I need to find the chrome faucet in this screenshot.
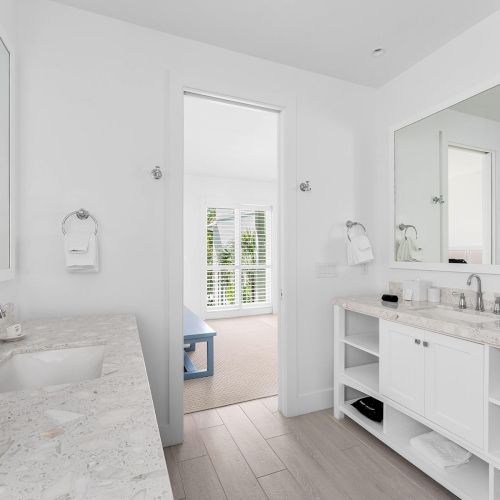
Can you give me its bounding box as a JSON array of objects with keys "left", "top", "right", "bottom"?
[{"left": 466, "top": 274, "right": 484, "bottom": 311}]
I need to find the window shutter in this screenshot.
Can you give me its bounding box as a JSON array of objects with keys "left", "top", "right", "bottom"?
[
  {"left": 206, "top": 208, "right": 236, "bottom": 309},
  {"left": 206, "top": 206, "right": 272, "bottom": 312}
]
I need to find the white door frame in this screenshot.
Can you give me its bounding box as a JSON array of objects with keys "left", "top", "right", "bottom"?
[{"left": 163, "top": 72, "right": 298, "bottom": 446}]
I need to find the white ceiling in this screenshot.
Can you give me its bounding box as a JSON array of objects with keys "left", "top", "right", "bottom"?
[
  {"left": 184, "top": 94, "right": 278, "bottom": 181},
  {"left": 52, "top": 0, "right": 500, "bottom": 87}
]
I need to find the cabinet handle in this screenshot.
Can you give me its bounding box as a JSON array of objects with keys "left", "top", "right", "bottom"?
[
  {"left": 423, "top": 341, "right": 429, "bottom": 347},
  {"left": 414, "top": 339, "right": 421, "bottom": 345}
]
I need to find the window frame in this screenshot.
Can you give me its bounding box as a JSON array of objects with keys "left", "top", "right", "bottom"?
[{"left": 204, "top": 203, "right": 273, "bottom": 318}]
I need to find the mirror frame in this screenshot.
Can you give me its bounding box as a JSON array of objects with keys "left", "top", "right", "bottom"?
[
  {"left": 0, "top": 28, "right": 14, "bottom": 282},
  {"left": 390, "top": 77, "right": 500, "bottom": 275}
]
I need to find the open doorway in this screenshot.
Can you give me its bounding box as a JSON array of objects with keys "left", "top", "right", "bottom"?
[{"left": 183, "top": 92, "right": 279, "bottom": 413}]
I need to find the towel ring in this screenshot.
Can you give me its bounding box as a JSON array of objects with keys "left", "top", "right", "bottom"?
[
  {"left": 398, "top": 223, "right": 417, "bottom": 240},
  {"left": 346, "top": 220, "right": 367, "bottom": 242},
  {"left": 62, "top": 208, "right": 98, "bottom": 235}
]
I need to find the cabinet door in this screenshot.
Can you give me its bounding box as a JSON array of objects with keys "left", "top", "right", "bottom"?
[
  {"left": 380, "top": 320, "right": 425, "bottom": 415},
  {"left": 424, "top": 330, "right": 484, "bottom": 448}
]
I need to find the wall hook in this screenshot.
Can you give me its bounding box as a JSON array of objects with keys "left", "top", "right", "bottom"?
[
  {"left": 151, "top": 166, "right": 163, "bottom": 180},
  {"left": 299, "top": 180, "right": 311, "bottom": 192}
]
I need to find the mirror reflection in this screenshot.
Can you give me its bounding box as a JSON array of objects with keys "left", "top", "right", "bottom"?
[
  {"left": 395, "top": 84, "right": 500, "bottom": 265},
  {"left": 0, "top": 37, "right": 9, "bottom": 271}
]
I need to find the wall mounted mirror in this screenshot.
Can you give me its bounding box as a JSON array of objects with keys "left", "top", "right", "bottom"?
[
  {"left": 393, "top": 83, "right": 500, "bottom": 272},
  {"left": 0, "top": 34, "right": 12, "bottom": 281}
]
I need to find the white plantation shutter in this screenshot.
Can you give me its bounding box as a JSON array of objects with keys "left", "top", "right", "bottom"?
[
  {"left": 206, "top": 206, "right": 272, "bottom": 311},
  {"left": 206, "top": 208, "right": 236, "bottom": 309}
]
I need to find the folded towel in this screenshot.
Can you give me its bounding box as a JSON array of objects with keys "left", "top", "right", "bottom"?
[
  {"left": 65, "top": 233, "right": 99, "bottom": 272},
  {"left": 347, "top": 234, "right": 374, "bottom": 266},
  {"left": 64, "top": 232, "right": 90, "bottom": 254},
  {"left": 410, "top": 431, "right": 471, "bottom": 469}
]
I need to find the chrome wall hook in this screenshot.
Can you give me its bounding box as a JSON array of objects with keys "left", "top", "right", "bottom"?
[
  {"left": 299, "top": 180, "right": 311, "bottom": 192},
  {"left": 432, "top": 194, "right": 445, "bottom": 204},
  {"left": 151, "top": 166, "right": 163, "bottom": 180}
]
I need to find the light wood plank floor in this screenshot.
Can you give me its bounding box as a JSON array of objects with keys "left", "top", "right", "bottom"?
[{"left": 165, "top": 397, "right": 457, "bottom": 500}]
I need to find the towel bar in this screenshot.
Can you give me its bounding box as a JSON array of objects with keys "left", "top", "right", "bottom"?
[
  {"left": 346, "top": 220, "right": 367, "bottom": 241},
  {"left": 62, "top": 208, "right": 98, "bottom": 235},
  {"left": 398, "top": 223, "right": 418, "bottom": 239}
]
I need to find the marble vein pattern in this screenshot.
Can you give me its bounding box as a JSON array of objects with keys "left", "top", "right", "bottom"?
[
  {"left": 335, "top": 295, "right": 500, "bottom": 347},
  {"left": 0, "top": 314, "right": 173, "bottom": 500}
]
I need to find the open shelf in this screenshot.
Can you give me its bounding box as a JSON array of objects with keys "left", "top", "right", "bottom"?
[
  {"left": 342, "top": 332, "right": 379, "bottom": 356},
  {"left": 389, "top": 431, "right": 488, "bottom": 500},
  {"left": 342, "top": 397, "right": 383, "bottom": 435},
  {"left": 343, "top": 362, "right": 379, "bottom": 394},
  {"left": 383, "top": 405, "right": 489, "bottom": 500},
  {"left": 489, "top": 404, "right": 500, "bottom": 458}
]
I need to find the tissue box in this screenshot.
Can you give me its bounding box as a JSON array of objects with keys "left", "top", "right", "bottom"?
[{"left": 402, "top": 280, "right": 431, "bottom": 302}]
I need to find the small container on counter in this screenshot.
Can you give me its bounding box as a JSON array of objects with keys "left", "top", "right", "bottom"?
[{"left": 428, "top": 287, "right": 441, "bottom": 304}]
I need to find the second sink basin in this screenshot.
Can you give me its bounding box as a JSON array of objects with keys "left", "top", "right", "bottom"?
[
  {"left": 421, "top": 307, "right": 497, "bottom": 325},
  {"left": 0, "top": 345, "right": 105, "bottom": 393}
]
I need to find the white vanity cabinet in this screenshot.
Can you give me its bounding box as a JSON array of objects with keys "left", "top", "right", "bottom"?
[
  {"left": 380, "top": 320, "right": 485, "bottom": 448},
  {"left": 333, "top": 303, "right": 500, "bottom": 500}
]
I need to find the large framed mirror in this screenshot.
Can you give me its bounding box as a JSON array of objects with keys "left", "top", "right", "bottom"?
[
  {"left": 392, "top": 82, "right": 500, "bottom": 273},
  {"left": 0, "top": 33, "right": 13, "bottom": 281}
]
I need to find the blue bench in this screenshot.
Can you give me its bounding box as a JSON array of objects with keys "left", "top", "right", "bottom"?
[{"left": 183, "top": 307, "right": 217, "bottom": 380}]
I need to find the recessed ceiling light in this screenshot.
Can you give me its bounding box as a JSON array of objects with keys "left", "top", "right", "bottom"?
[{"left": 371, "top": 48, "right": 385, "bottom": 57}]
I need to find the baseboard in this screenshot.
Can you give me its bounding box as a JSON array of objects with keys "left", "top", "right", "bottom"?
[
  {"left": 282, "top": 387, "right": 333, "bottom": 417},
  {"left": 159, "top": 422, "right": 183, "bottom": 448}
]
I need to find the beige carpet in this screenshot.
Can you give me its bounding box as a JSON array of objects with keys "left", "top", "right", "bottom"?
[{"left": 184, "top": 314, "right": 278, "bottom": 413}]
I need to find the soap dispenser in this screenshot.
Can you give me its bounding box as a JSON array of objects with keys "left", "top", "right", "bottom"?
[
  {"left": 0, "top": 304, "right": 22, "bottom": 341},
  {"left": 494, "top": 297, "right": 500, "bottom": 315}
]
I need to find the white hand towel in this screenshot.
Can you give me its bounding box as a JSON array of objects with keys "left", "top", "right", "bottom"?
[
  {"left": 410, "top": 431, "right": 471, "bottom": 469},
  {"left": 347, "top": 234, "right": 374, "bottom": 266},
  {"left": 64, "top": 232, "right": 90, "bottom": 254},
  {"left": 396, "top": 239, "right": 411, "bottom": 262},
  {"left": 65, "top": 233, "right": 99, "bottom": 272},
  {"left": 397, "top": 237, "right": 422, "bottom": 262}
]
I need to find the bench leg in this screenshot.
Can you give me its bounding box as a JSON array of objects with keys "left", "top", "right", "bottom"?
[
  {"left": 184, "top": 337, "right": 216, "bottom": 380},
  {"left": 206, "top": 337, "right": 214, "bottom": 377},
  {"left": 184, "top": 343, "right": 196, "bottom": 352}
]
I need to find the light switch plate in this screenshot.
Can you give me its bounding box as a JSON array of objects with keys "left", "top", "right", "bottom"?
[{"left": 316, "top": 263, "right": 338, "bottom": 278}]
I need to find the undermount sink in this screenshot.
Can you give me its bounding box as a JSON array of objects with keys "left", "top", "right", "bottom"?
[
  {"left": 422, "top": 307, "right": 497, "bottom": 324},
  {"left": 0, "top": 345, "right": 105, "bottom": 393}
]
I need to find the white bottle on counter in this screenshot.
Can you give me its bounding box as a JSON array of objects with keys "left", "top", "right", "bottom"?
[{"left": 0, "top": 303, "right": 22, "bottom": 341}]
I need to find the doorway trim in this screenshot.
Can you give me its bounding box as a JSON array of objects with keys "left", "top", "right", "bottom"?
[{"left": 163, "top": 72, "right": 298, "bottom": 446}]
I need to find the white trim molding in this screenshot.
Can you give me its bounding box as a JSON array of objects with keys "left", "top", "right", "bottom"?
[
  {"left": 0, "top": 24, "right": 15, "bottom": 283},
  {"left": 165, "top": 75, "right": 300, "bottom": 444}
]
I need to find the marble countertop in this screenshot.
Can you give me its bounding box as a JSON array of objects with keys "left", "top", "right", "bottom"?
[
  {"left": 0, "top": 314, "right": 173, "bottom": 500},
  {"left": 334, "top": 295, "right": 500, "bottom": 347}
]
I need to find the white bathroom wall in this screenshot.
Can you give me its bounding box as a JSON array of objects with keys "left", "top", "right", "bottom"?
[
  {"left": 13, "top": 0, "right": 376, "bottom": 442},
  {"left": 184, "top": 174, "right": 278, "bottom": 319},
  {"left": 370, "top": 8, "right": 500, "bottom": 293},
  {"left": 0, "top": 0, "right": 17, "bottom": 304}
]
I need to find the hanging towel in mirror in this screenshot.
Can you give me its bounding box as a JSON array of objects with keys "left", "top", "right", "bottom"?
[{"left": 397, "top": 237, "right": 422, "bottom": 262}]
